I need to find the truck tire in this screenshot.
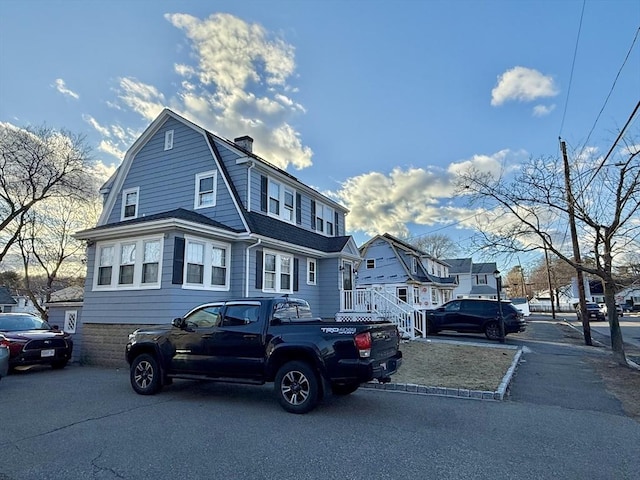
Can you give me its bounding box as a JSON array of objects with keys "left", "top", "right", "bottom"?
[
  {"left": 275, "top": 361, "right": 319, "bottom": 414},
  {"left": 130, "top": 353, "right": 162, "bottom": 395},
  {"left": 331, "top": 382, "right": 360, "bottom": 396}
]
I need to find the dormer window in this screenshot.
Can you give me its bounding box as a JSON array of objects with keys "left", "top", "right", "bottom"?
[
  {"left": 314, "top": 202, "right": 335, "bottom": 236},
  {"left": 263, "top": 176, "right": 296, "bottom": 224},
  {"left": 411, "top": 257, "right": 417, "bottom": 274},
  {"left": 121, "top": 187, "right": 139, "bottom": 220},
  {"left": 164, "top": 130, "right": 174, "bottom": 150}
]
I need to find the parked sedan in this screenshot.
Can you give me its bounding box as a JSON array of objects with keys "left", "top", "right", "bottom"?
[
  {"left": 0, "top": 313, "right": 73, "bottom": 370},
  {"left": 0, "top": 335, "right": 9, "bottom": 380}
]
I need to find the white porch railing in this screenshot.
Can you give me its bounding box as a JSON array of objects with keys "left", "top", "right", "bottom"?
[{"left": 339, "top": 288, "right": 426, "bottom": 339}]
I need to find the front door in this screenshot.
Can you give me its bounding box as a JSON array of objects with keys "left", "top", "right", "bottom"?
[{"left": 341, "top": 260, "right": 354, "bottom": 310}]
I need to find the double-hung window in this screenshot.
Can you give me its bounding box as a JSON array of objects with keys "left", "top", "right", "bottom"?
[
  {"left": 315, "top": 203, "right": 335, "bottom": 235},
  {"left": 121, "top": 187, "right": 139, "bottom": 220},
  {"left": 183, "top": 237, "right": 230, "bottom": 290},
  {"left": 94, "top": 236, "right": 163, "bottom": 290},
  {"left": 119, "top": 243, "right": 136, "bottom": 285},
  {"left": 307, "top": 258, "right": 316, "bottom": 285},
  {"left": 195, "top": 171, "right": 217, "bottom": 208},
  {"left": 268, "top": 180, "right": 280, "bottom": 216},
  {"left": 262, "top": 250, "right": 293, "bottom": 294},
  {"left": 142, "top": 240, "right": 161, "bottom": 284},
  {"left": 98, "top": 246, "right": 114, "bottom": 286},
  {"left": 265, "top": 177, "right": 296, "bottom": 224}
]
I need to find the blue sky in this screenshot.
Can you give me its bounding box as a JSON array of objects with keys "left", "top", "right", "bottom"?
[{"left": 1, "top": 0, "right": 638, "bottom": 272}]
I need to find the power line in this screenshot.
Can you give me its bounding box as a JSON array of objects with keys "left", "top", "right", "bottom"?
[
  {"left": 558, "top": 0, "right": 586, "bottom": 137},
  {"left": 578, "top": 26, "right": 640, "bottom": 158}
]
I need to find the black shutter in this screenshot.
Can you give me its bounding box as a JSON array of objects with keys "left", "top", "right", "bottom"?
[
  {"left": 334, "top": 211, "right": 339, "bottom": 236},
  {"left": 310, "top": 200, "right": 316, "bottom": 230},
  {"left": 255, "top": 249, "right": 263, "bottom": 289},
  {"left": 296, "top": 193, "right": 302, "bottom": 225},
  {"left": 293, "top": 258, "right": 299, "bottom": 291},
  {"left": 260, "top": 175, "right": 268, "bottom": 212},
  {"left": 172, "top": 237, "right": 185, "bottom": 284}
]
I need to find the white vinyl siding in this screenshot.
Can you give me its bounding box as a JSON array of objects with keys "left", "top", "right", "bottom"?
[{"left": 93, "top": 236, "right": 163, "bottom": 290}]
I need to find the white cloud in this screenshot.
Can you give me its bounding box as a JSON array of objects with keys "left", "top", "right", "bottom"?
[
  {"left": 53, "top": 78, "right": 79, "bottom": 99},
  {"left": 330, "top": 150, "right": 527, "bottom": 237},
  {"left": 91, "top": 13, "right": 310, "bottom": 169},
  {"left": 82, "top": 115, "right": 110, "bottom": 137},
  {"left": 533, "top": 104, "right": 556, "bottom": 117},
  {"left": 491, "top": 67, "right": 559, "bottom": 106}
]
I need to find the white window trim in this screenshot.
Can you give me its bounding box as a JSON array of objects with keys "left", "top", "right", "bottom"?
[
  {"left": 121, "top": 187, "right": 140, "bottom": 221},
  {"left": 64, "top": 310, "right": 77, "bottom": 334},
  {"left": 194, "top": 170, "right": 218, "bottom": 209},
  {"left": 266, "top": 177, "right": 297, "bottom": 224},
  {"left": 182, "top": 236, "right": 231, "bottom": 291},
  {"left": 307, "top": 258, "right": 317, "bottom": 285},
  {"left": 315, "top": 202, "right": 335, "bottom": 236},
  {"left": 92, "top": 235, "right": 164, "bottom": 291},
  {"left": 262, "top": 249, "right": 293, "bottom": 294},
  {"left": 164, "top": 130, "right": 174, "bottom": 150}
]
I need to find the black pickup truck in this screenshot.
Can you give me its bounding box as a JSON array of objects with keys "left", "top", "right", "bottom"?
[{"left": 125, "top": 297, "right": 402, "bottom": 414}]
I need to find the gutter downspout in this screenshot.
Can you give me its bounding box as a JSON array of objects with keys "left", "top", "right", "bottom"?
[{"left": 245, "top": 237, "right": 262, "bottom": 297}]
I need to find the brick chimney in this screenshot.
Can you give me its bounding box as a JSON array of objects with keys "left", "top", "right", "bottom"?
[{"left": 234, "top": 135, "right": 253, "bottom": 153}]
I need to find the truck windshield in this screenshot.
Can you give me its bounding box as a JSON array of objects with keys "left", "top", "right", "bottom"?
[{"left": 273, "top": 300, "right": 314, "bottom": 321}]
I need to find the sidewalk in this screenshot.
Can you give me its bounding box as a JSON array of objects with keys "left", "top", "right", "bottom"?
[{"left": 506, "top": 317, "right": 629, "bottom": 415}]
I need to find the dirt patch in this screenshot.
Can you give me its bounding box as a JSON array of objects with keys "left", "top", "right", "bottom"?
[{"left": 393, "top": 341, "right": 517, "bottom": 391}]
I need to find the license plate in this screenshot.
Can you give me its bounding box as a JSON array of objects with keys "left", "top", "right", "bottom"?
[{"left": 41, "top": 349, "right": 55, "bottom": 358}]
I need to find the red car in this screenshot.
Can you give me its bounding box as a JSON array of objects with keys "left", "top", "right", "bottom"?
[{"left": 0, "top": 313, "right": 73, "bottom": 370}]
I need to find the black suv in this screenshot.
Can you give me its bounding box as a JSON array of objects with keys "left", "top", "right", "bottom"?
[{"left": 426, "top": 298, "right": 526, "bottom": 341}]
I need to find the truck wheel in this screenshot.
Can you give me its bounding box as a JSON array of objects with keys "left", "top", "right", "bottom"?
[
  {"left": 485, "top": 321, "right": 501, "bottom": 341},
  {"left": 275, "top": 361, "right": 319, "bottom": 414},
  {"left": 331, "top": 382, "right": 360, "bottom": 396},
  {"left": 130, "top": 354, "right": 162, "bottom": 395}
]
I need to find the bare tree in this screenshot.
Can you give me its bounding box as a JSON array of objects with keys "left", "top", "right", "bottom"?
[
  {"left": 0, "top": 123, "right": 94, "bottom": 264},
  {"left": 17, "top": 194, "right": 101, "bottom": 319},
  {"left": 411, "top": 233, "right": 460, "bottom": 259},
  {"left": 456, "top": 137, "right": 640, "bottom": 366}
]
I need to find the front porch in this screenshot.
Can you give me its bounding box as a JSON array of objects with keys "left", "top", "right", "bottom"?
[{"left": 336, "top": 288, "right": 427, "bottom": 339}]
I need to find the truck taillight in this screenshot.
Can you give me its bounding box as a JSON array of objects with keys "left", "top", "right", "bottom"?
[{"left": 354, "top": 332, "right": 371, "bottom": 358}]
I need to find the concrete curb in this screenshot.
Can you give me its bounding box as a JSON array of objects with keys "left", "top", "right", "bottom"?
[
  {"left": 362, "top": 340, "right": 524, "bottom": 402},
  {"left": 561, "top": 318, "right": 640, "bottom": 370}
]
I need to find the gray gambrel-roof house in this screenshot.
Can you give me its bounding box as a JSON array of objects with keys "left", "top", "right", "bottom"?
[
  {"left": 75, "top": 108, "right": 360, "bottom": 365},
  {"left": 444, "top": 258, "right": 500, "bottom": 299}
]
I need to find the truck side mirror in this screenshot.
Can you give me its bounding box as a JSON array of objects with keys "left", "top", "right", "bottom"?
[{"left": 172, "top": 317, "right": 186, "bottom": 329}]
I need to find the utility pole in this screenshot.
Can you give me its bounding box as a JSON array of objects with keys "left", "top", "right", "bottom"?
[
  {"left": 560, "top": 139, "right": 592, "bottom": 346},
  {"left": 543, "top": 246, "right": 556, "bottom": 320}
]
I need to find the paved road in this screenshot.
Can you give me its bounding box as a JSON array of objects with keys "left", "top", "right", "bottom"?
[
  {"left": 561, "top": 311, "right": 640, "bottom": 350},
  {"left": 1, "top": 319, "right": 639, "bottom": 480}
]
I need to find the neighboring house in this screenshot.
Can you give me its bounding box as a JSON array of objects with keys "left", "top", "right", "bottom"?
[
  {"left": 444, "top": 258, "right": 500, "bottom": 299},
  {"left": 10, "top": 291, "right": 44, "bottom": 315},
  {"left": 356, "top": 233, "right": 456, "bottom": 309},
  {"left": 347, "top": 234, "right": 456, "bottom": 338},
  {"left": 75, "top": 108, "right": 359, "bottom": 366},
  {"left": 0, "top": 286, "right": 17, "bottom": 313},
  {"left": 45, "top": 286, "right": 84, "bottom": 363}
]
